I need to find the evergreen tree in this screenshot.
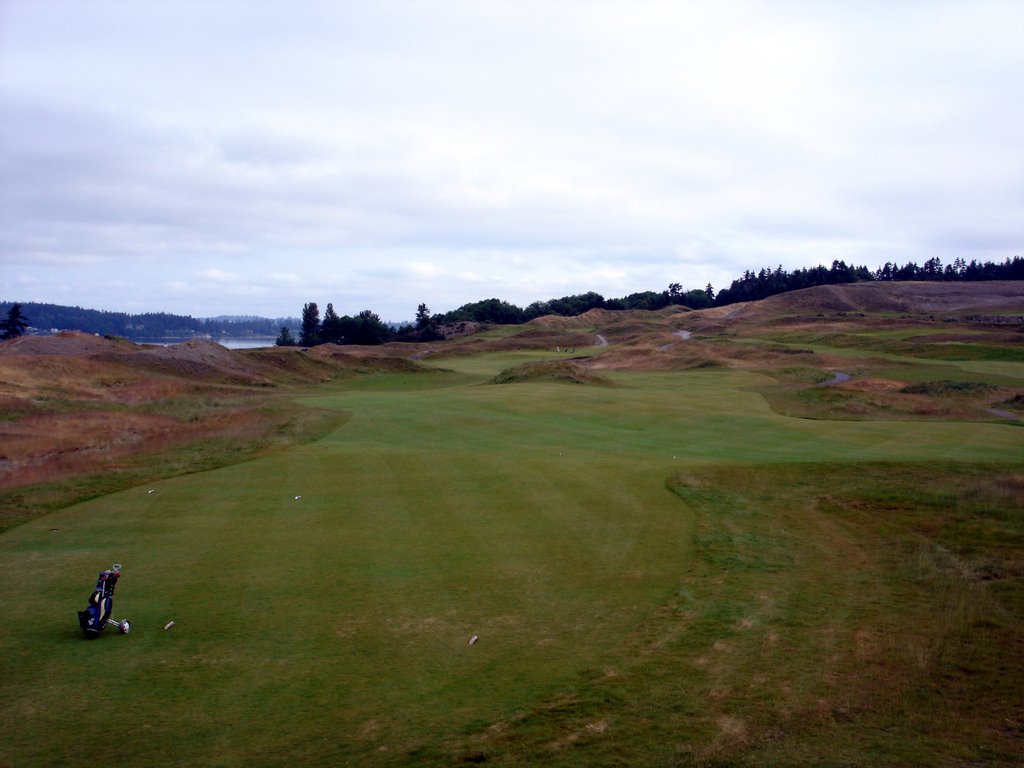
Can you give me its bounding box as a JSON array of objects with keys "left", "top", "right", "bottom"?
[
  {"left": 332, "top": 310, "right": 392, "bottom": 345},
  {"left": 351, "top": 309, "right": 392, "bottom": 345},
  {"left": 415, "top": 303, "right": 432, "bottom": 330},
  {"left": 922, "top": 256, "right": 943, "bottom": 279},
  {"left": 299, "top": 302, "right": 320, "bottom": 346},
  {"left": 613, "top": 290, "right": 669, "bottom": 311},
  {"left": 1, "top": 303, "right": 29, "bottom": 340},
  {"left": 410, "top": 302, "right": 443, "bottom": 341},
  {"left": 275, "top": 326, "right": 297, "bottom": 346},
  {"left": 684, "top": 289, "right": 713, "bottom": 309},
  {"left": 320, "top": 303, "right": 343, "bottom": 344},
  {"left": 441, "top": 298, "right": 526, "bottom": 324}
]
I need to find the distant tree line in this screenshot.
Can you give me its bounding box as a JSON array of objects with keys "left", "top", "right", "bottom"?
[
  {"left": 276, "top": 303, "right": 398, "bottom": 347},
  {"left": 283, "top": 255, "right": 1021, "bottom": 348},
  {"left": 6, "top": 255, "right": 1020, "bottom": 348},
  {"left": 0, "top": 301, "right": 299, "bottom": 340},
  {"left": 713, "top": 261, "right": 875, "bottom": 305},
  {"left": 875, "top": 256, "right": 1024, "bottom": 282},
  {"left": 424, "top": 283, "right": 717, "bottom": 328},
  {"left": 280, "top": 287, "right": 718, "bottom": 347},
  {"left": 715, "top": 256, "right": 1023, "bottom": 305}
]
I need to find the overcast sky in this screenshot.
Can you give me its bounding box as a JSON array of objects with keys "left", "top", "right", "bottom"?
[{"left": 1, "top": 1, "right": 1022, "bottom": 321}]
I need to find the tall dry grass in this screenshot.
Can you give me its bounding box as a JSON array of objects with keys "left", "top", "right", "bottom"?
[{"left": 0, "top": 394, "right": 346, "bottom": 531}]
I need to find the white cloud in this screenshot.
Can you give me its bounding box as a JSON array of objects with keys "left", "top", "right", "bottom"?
[
  {"left": 404, "top": 262, "right": 441, "bottom": 279},
  {"left": 197, "top": 269, "right": 236, "bottom": 283},
  {"left": 1, "top": 1, "right": 1021, "bottom": 318}
]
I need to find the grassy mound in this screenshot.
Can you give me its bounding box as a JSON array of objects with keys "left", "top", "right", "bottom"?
[
  {"left": 491, "top": 359, "right": 613, "bottom": 385},
  {"left": 306, "top": 346, "right": 441, "bottom": 374},
  {"left": 900, "top": 379, "right": 996, "bottom": 395}
]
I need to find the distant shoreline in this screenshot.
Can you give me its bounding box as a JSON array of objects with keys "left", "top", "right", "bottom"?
[{"left": 131, "top": 336, "right": 278, "bottom": 349}]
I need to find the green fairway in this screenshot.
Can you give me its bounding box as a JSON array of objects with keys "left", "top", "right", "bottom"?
[{"left": 2, "top": 355, "right": 1022, "bottom": 765}]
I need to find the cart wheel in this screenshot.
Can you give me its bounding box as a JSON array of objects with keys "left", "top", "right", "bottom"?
[{"left": 119, "top": 620, "right": 131, "bottom": 635}]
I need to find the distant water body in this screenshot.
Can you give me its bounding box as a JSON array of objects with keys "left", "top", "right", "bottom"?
[
  {"left": 133, "top": 337, "right": 278, "bottom": 350},
  {"left": 217, "top": 337, "right": 278, "bottom": 350}
]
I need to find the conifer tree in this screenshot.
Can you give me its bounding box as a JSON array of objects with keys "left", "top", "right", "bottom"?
[
  {"left": 299, "top": 302, "right": 320, "bottom": 346},
  {"left": 1, "top": 303, "right": 29, "bottom": 340},
  {"left": 275, "top": 325, "right": 296, "bottom": 346}
]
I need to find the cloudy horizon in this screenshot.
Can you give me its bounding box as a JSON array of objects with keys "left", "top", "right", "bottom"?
[{"left": 1, "top": 1, "right": 1021, "bottom": 321}]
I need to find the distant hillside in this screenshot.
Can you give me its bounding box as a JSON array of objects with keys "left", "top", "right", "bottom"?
[
  {"left": 7, "top": 254, "right": 1022, "bottom": 342},
  {"left": 703, "top": 280, "right": 1024, "bottom": 322},
  {"left": 0, "top": 301, "right": 298, "bottom": 339}
]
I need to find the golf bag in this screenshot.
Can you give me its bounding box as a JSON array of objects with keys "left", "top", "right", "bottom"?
[{"left": 77, "top": 564, "right": 130, "bottom": 638}]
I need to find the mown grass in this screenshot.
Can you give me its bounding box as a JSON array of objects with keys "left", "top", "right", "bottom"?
[
  {"left": 757, "top": 327, "right": 1024, "bottom": 365},
  {"left": 1, "top": 373, "right": 697, "bottom": 766},
  {"left": 1, "top": 336, "right": 1022, "bottom": 765},
  {"left": 444, "top": 462, "right": 1022, "bottom": 767},
  {"left": 0, "top": 394, "right": 346, "bottom": 533}
]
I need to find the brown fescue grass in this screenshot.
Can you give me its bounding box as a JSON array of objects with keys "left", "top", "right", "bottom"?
[
  {"left": 758, "top": 371, "right": 1023, "bottom": 422},
  {"left": 491, "top": 360, "right": 614, "bottom": 386},
  {"left": 0, "top": 411, "right": 180, "bottom": 467},
  {"left": 0, "top": 394, "right": 346, "bottom": 532},
  {"left": 0, "top": 336, "right": 427, "bottom": 532},
  {"left": 0, "top": 336, "right": 360, "bottom": 532}
]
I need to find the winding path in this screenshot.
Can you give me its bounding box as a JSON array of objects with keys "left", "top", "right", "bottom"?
[
  {"left": 817, "top": 371, "right": 852, "bottom": 387},
  {"left": 658, "top": 329, "right": 692, "bottom": 351}
]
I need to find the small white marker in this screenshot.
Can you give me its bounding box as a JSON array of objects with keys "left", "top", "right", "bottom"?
[
  {"left": 294, "top": 495, "right": 302, "bottom": 501},
  {"left": 469, "top": 634, "right": 479, "bottom": 645},
  {"left": 148, "top": 489, "right": 155, "bottom": 494},
  {"left": 164, "top": 621, "right": 176, "bottom": 630}
]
